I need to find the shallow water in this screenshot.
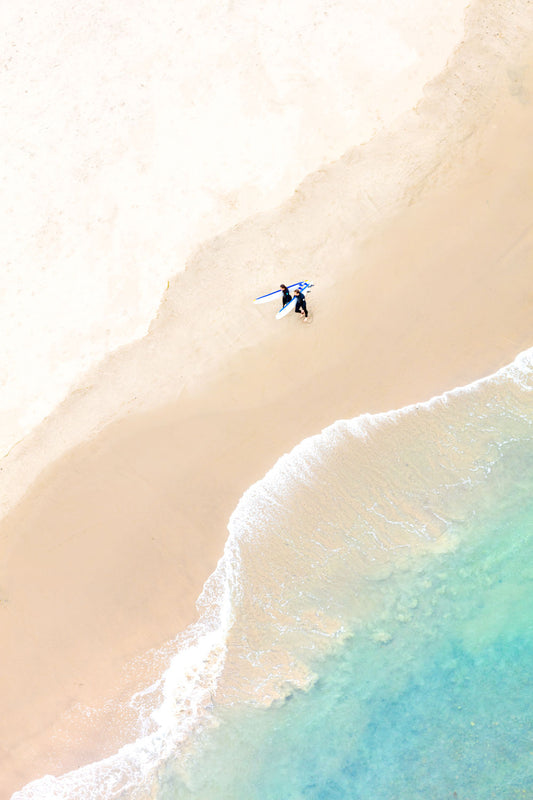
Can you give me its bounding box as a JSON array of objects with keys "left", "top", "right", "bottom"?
[
  {"left": 15, "top": 349, "right": 531, "bottom": 800},
  {"left": 6, "top": 1, "right": 533, "bottom": 796},
  {"left": 161, "top": 433, "right": 533, "bottom": 799}
]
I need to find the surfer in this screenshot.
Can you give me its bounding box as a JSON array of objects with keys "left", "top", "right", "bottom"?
[
  {"left": 293, "top": 288, "right": 308, "bottom": 320},
  {"left": 280, "top": 284, "right": 292, "bottom": 307}
]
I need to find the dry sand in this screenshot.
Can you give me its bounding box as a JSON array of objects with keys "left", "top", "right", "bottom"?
[{"left": 2, "top": 39, "right": 533, "bottom": 800}]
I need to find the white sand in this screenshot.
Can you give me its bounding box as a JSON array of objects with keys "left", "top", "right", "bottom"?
[
  {"left": 1, "top": 0, "right": 467, "bottom": 457},
  {"left": 1, "top": 0, "right": 533, "bottom": 796}
]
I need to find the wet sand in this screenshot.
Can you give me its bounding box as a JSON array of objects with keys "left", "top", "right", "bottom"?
[{"left": 2, "top": 39, "right": 533, "bottom": 800}]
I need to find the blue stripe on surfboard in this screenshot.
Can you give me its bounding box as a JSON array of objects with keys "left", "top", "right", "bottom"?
[
  {"left": 275, "top": 282, "right": 313, "bottom": 319},
  {"left": 253, "top": 281, "right": 307, "bottom": 304}
]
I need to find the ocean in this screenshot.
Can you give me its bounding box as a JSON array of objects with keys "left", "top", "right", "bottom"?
[
  {"left": 14, "top": 350, "right": 533, "bottom": 799},
  {"left": 166, "top": 380, "right": 533, "bottom": 799},
  {"left": 6, "top": 0, "right": 533, "bottom": 797},
  {"left": 2, "top": 0, "right": 531, "bottom": 522}
]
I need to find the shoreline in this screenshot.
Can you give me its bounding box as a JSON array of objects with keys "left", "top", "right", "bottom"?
[
  {"left": 3, "top": 15, "right": 533, "bottom": 800},
  {"left": 2, "top": 0, "right": 530, "bottom": 525}
]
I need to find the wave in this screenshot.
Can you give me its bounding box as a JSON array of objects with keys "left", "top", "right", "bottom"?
[
  {"left": 3, "top": 0, "right": 532, "bottom": 524},
  {"left": 9, "top": 0, "right": 533, "bottom": 793},
  {"left": 13, "top": 346, "right": 532, "bottom": 799},
  {"left": 208, "top": 347, "right": 533, "bottom": 705}
]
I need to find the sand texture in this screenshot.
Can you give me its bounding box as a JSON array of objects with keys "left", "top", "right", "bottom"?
[{"left": 1, "top": 13, "right": 533, "bottom": 800}]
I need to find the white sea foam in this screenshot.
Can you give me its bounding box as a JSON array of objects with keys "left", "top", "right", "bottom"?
[
  {"left": 0, "top": 0, "right": 468, "bottom": 458},
  {"left": 3, "top": 0, "right": 532, "bottom": 524},
  {"left": 12, "top": 345, "right": 532, "bottom": 800},
  {"left": 8, "top": 0, "right": 533, "bottom": 795}
]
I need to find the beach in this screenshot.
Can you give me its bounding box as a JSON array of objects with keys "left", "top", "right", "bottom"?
[{"left": 2, "top": 1, "right": 533, "bottom": 798}]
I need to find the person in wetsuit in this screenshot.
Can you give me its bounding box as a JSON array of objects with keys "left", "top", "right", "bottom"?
[
  {"left": 293, "top": 288, "right": 308, "bottom": 320},
  {"left": 280, "top": 284, "right": 292, "bottom": 307}
]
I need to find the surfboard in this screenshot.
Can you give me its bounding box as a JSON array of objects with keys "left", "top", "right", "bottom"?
[
  {"left": 253, "top": 281, "right": 305, "bottom": 304},
  {"left": 276, "top": 281, "right": 313, "bottom": 319}
]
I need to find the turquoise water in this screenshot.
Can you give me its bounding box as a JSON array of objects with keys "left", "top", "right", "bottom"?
[
  {"left": 158, "top": 439, "right": 533, "bottom": 799},
  {"left": 12, "top": 353, "right": 532, "bottom": 800}
]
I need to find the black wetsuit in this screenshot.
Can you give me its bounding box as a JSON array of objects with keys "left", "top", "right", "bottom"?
[
  {"left": 281, "top": 288, "right": 292, "bottom": 307},
  {"left": 294, "top": 293, "right": 308, "bottom": 317}
]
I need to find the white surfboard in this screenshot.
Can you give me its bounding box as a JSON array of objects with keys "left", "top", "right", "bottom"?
[
  {"left": 253, "top": 281, "right": 306, "bottom": 304},
  {"left": 276, "top": 282, "right": 313, "bottom": 319}
]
